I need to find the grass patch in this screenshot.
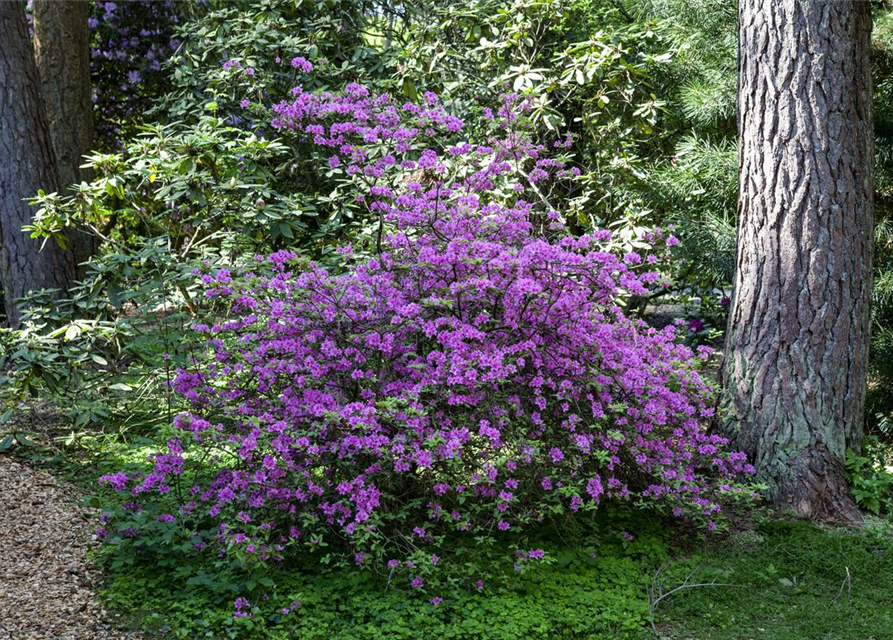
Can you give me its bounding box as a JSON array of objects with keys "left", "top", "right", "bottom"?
[{"left": 652, "top": 519, "right": 893, "bottom": 640}]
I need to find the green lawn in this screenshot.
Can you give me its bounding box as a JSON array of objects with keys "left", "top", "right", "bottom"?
[{"left": 650, "top": 519, "right": 893, "bottom": 640}]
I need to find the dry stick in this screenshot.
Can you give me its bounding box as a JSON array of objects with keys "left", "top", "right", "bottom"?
[
  {"left": 831, "top": 566, "right": 852, "bottom": 606},
  {"left": 648, "top": 562, "right": 743, "bottom": 637}
]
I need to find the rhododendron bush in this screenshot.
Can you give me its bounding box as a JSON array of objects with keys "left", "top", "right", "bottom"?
[{"left": 97, "top": 80, "right": 754, "bottom": 593}]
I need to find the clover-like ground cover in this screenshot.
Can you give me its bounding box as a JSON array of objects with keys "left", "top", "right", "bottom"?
[{"left": 94, "top": 497, "right": 893, "bottom": 640}]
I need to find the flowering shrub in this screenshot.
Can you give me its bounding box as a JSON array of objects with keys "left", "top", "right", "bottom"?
[{"left": 97, "top": 80, "right": 754, "bottom": 596}]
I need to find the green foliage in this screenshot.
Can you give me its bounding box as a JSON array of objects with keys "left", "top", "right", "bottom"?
[
  {"left": 629, "top": 0, "right": 737, "bottom": 314},
  {"left": 99, "top": 507, "right": 668, "bottom": 640},
  {"left": 636, "top": 0, "right": 736, "bottom": 130},
  {"left": 0, "top": 262, "right": 200, "bottom": 434},
  {"left": 0, "top": 414, "right": 37, "bottom": 454},
  {"left": 403, "top": 0, "right": 671, "bottom": 224},
  {"left": 160, "top": 0, "right": 405, "bottom": 122},
  {"left": 651, "top": 134, "right": 736, "bottom": 289},
  {"left": 869, "top": 8, "right": 893, "bottom": 434},
  {"left": 845, "top": 438, "right": 893, "bottom": 515}
]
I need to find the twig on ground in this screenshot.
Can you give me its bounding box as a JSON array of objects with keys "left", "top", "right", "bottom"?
[
  {"left": 648, "top": 562, "right": 743, "bottom": 637},
  {"left": 831, "top": 566, "right": 852, "bottom": 606}
]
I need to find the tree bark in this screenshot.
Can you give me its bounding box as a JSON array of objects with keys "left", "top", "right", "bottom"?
[
  {"left": 32, "top": 0, "right": 96, "bottom": 274},
  {"left": 0, "top": 0, "right": 78, "bottom": 326},
  {"left": 31, "top": 0, "right": 93, "bottom": 189},
  {"left": 721, "top": 0, "right": 874, "bottom": 523}
]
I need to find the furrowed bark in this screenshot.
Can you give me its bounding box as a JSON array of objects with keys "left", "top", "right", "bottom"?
[
  {"left": 721, "top": 0, "right": 874, "bottom": 523},
  {"left": 32, "top": 0, "right": 96, "bottom": 274},
  {"left": 0, "top": 0, "right": 77, "bottom": 326},
  {"left": 32, "top": 0, "right": 93, "bottom": 188}
]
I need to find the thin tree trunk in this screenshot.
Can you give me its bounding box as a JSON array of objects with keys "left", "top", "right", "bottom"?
[
  {"left": 0, "top": 0, "right": 77, "bottom": 326},
  {"left": 721, "top": 0, "right": 874, "bottom": 523},
  {"left": 32, "top": 0, "right": 96, "bottom": 274}
]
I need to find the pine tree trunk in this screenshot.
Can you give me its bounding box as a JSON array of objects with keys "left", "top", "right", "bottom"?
[
  {"left": 32, "top": 0, "right": 93, "bottom": 188},
  {"left": 721, "top": 0, "right": 874, "bottom": 523},
  {"left": 0, "top": 0, "right": 77, "bottom": 326},
  {"left": 32, "top": 0, "right": 96, "bottom": 275}
]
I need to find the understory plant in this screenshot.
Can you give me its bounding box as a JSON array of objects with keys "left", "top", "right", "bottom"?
[{"left": 96, "top": 78, "right": 755, "bottom": 606}]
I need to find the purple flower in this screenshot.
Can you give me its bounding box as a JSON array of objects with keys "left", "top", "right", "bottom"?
[
  {"left": 98, "top": 472, "right": 128, "bottom": 492},
  {"left": 291, "top": 56, "right": 313, "bottom": 72},
  {"left": 586, "top": 476, "right": 604, "bottom": 502}
]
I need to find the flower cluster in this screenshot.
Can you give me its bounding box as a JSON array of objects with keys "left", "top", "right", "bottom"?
[
  {"left": 97, "top": 80, "right": 754, "bottom": 594},
  {"left": 269, "top": 86, "right": 583, "bottom": 240}
]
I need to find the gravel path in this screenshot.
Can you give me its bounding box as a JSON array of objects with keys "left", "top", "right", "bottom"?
[{"left": 0, "top": 456, "right": 141, "bottom": 640}]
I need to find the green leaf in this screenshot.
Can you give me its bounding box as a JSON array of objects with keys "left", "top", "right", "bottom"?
[
  {"left": 107, "top": 282, "right": 122, "bottom": 309},
  {"left": 15, "top": 433, "right": 36, "bottom": 447},
  {"left": 402, "top": 78, "right": 418, "bottom": 103}
]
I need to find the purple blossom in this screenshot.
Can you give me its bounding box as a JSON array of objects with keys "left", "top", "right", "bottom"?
[{"left": 291, "top": 56, "right": 313, "bottom": 72}]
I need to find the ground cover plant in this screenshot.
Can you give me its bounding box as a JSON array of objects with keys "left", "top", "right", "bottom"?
[{"left": 98, "top": 506, "right": 669, "bottom": 640}]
